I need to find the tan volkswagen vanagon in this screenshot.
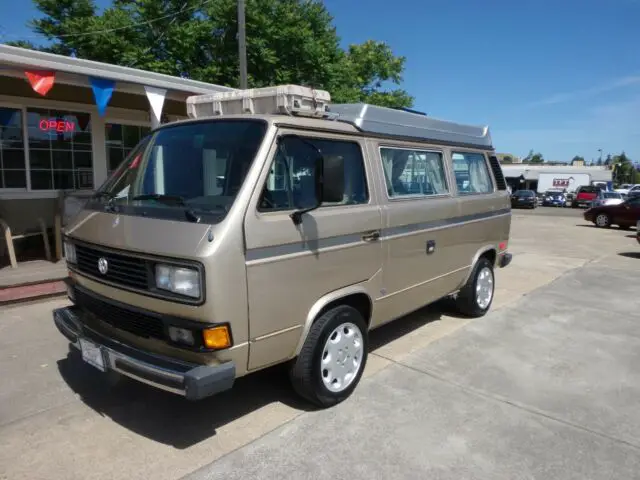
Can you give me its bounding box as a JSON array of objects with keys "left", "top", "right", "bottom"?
[{"left": 54, "top": 85, "right": 512, "bottom": 407}]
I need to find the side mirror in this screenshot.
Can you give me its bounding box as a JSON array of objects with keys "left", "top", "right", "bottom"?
[{"left": 318, "top": 154, "right": 345, "bottom": 203}]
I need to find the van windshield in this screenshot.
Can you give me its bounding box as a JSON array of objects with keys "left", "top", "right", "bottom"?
[{"left": 94, "top": 119, "right": 268, "bottom": 223}]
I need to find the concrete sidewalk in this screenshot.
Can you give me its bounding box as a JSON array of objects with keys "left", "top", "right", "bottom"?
[{"left": 186, "top": 259, "right": 640, "bottom": 480}]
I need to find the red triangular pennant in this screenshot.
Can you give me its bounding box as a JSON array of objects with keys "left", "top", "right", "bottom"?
[{"left": 25, "top": 71, "right": 56, "bottom": 96}]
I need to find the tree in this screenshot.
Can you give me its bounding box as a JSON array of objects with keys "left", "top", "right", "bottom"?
[
  {"left": 501, "top": 155, "right": 513, "bottom": 164},
  {"left": 612, "top": 151, "right": 634, "bottom": 185},
  {"left": 10, "top": 0, "right": 413, "bottom": 108},
  {"left": 571, "top": 155, "right": 584, "bottom": 165},
  {"left": 529, "top": 152, "right": 544, "bottom": 164},
  {"left": 596, "top": 157, "right": 603, "bottom": 166}
]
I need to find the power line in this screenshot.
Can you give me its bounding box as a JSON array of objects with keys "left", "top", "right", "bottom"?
[{"left": 0, "top": 0, "right": 212, "bottom": 42}]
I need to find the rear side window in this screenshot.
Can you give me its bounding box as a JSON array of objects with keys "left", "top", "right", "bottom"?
[
  {"left": 452, "top": 152, "right": 494, "bottom": 195},
  {"left": 258, "top": 136, "right": 368, "bottom": 212},
  {"left": 379, "top": 147, "right": 448, "bottom": 198}
]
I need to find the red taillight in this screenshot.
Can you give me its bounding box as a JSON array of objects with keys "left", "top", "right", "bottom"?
[{"left": 499, "top": 242, "right": 507, "bottom": 251}]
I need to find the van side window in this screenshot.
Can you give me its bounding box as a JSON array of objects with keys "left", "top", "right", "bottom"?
[
  {"left": 258, "top": 136, "right": 368, "bottom": 211},
  {"left": 380, "top": 147, "right": 448, "bottom": 198},
  {"left": 451, "top": 152, "right": 494, "bottom": 194}
]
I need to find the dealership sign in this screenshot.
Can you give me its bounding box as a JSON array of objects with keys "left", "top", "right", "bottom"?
[{"left": 552, "top": 177, "right": 573, "bottom": 188}]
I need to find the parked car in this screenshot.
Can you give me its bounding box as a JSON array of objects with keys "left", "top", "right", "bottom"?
[
  {"left": 592, "top": 190, "right": 624, "bottom": 208},
  {"left": 584, "top": 196, "right": 640, "bottom": 229},
  {"left": 615, "top": 184, "right": 640, "bottom": 196},
  {"left": 573, "top": 185, "right": 602, "bottom": 208},
  {"left": 637, "top": 220, "right": 640, "bottom": 245},
  {"left": 511, "top": 190, "right": 537, "bottom": 209},
  {"left": 542, "top": 189, "right": 567, "bottom": 207}
]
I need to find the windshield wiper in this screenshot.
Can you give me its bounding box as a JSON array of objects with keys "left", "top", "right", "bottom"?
[{"left": 131, "top": 194, "right": 201, "bottom": 223}]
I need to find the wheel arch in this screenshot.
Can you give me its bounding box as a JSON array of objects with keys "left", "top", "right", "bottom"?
[
  {"left": 457, "top": 245, "right": 497, "bottom": 289},
  {"left": 292, "top": 285, "right": 373, "bottom": 357}
]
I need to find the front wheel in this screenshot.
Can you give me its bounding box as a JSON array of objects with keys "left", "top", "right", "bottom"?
[
  {"left": 290, "top": 305, "right": 368, "bottom": 408},
  {"left": 595, "top": 213, "right": 611, "bottom": 228},
  {"left": 454, "top": 257, "right": 495, "bottom": 318}
]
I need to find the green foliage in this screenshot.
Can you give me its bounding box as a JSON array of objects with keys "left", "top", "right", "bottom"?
[
  {"left": 611, "top": 151, "right": 637, "bottom": 185},
  {"left": 9, "top": 0, "right": 413, "bottom": 108},
  {"left": 529, "top": 152, "right": 544, "bottom": 164},
  {"left": 571, "top": 155, "right": 584, "bottom": 164}
]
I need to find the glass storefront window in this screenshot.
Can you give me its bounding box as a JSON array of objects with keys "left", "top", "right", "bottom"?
[
  {"left": 26, "top": 108, "right": 94, "bottom": 190},
  {"left": 0, "top": 107, "right": 27, "bottom": 188},
  {"left": 106, "top": 123, "right": 150, "bottom": 175}
]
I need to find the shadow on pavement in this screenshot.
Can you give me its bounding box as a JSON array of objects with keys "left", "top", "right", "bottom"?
[
  {"left": 618, "top": 252, "right": 640, "bottom": 260},
  {"left": 56, "top": 300, "right": 448, "bottom": 449}
]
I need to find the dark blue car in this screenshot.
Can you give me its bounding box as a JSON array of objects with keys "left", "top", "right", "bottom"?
[{"left": 542, "top": 190, "right": 567, "bottom": 207}]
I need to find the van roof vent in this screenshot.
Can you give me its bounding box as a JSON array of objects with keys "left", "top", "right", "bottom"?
[
  {"left": 186, "top": 85, "right": 333, "bottom": 119},
  {"left": 328, "top": 103, "right": 493, "bottom": 149}
]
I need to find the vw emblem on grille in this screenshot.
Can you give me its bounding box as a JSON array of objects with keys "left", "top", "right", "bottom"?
[{"left": 98, "top": 257, "right": 109, "bottom": 275}]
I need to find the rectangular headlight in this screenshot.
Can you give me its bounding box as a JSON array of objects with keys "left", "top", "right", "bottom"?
[
  {"left": 155, "top": 264, "right": 201, "bottom": 298},
  {"left": 63, "top": 241, "right": 76, "bottom": 264}
]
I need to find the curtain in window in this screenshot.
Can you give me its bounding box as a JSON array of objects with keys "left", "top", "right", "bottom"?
[{"left": 469, "top": 157, "right": 491, "bottom": 193}]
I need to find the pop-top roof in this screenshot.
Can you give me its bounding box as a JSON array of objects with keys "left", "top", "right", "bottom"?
[
  {"left": 186, "top": 85, "right": 492, "bottom": 149},
  {"left": 329, "top": 103, "right": 492, "bottom": 149}
]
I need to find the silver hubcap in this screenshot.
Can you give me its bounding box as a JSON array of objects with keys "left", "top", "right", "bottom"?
[
  {"left": 321, "top": 322, "right": 364, "bottom": 393},
  {"left": 596, "top": 214, "right": 608, "bottom": 227},
  {"left": 476, "top": 267, "right": 494, "bottom": 310}
]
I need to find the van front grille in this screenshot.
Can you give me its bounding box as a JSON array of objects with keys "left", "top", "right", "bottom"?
[
  {"left": 75, "top": 244, "right": 149, "bottom": 290},
  {"left": 75, "top": 289, "right": 165, "bottom": 340}
]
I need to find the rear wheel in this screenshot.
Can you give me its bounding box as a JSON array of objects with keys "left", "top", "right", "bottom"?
[
  {"left": 290, "top": 305, "right": 368, "bottom": 408},
  {"left": 454, "top": 257, "right": 495, "bottom": 318},
  {"left": 595, "top": 213, "right": 611, "bottom": 228}
]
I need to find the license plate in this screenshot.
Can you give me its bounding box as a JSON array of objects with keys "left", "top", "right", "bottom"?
[{"left": 79, "top": 338, "right": 106, "bottom": 372}]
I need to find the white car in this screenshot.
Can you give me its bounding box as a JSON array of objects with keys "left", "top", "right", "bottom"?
[
  {"left": 592, "top": 191, "right": 624, "bottom": 207},
  {"left": 615, "top": 184, "right": 640, "bottom": 196}
]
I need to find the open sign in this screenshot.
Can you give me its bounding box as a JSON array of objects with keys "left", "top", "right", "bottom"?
[{"left": 39, "top": 119, "right": 76, "bottom": 133}]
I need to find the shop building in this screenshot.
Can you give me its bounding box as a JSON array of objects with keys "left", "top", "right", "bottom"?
[
  {"left": 0, "top": 44, "right": 232, "bottom": 267},
  {"left": 501, "top": 164, "right": 612, "bottom": 192}
]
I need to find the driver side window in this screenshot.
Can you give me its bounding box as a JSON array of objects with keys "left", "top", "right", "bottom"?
[{"left": 258, "top": 136, "right": 369, "bottom": 212}]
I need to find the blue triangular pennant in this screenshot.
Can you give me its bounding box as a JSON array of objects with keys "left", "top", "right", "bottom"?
[{"left": 89, "top": 77, "right": 115, "bottom": 117}]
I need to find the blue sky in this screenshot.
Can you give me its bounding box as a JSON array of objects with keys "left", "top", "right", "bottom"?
[{"left": 1, "top": 0, "right": 638, "bottom": 162}]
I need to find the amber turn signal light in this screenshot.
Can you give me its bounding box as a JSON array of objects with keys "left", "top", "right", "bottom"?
[{"left": 202, "top": 325, "right": 232, "bottom": 349}]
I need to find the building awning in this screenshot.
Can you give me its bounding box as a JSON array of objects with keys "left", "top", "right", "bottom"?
[{"left": 0, "top": 44, "right": 234, "bottom": 96}]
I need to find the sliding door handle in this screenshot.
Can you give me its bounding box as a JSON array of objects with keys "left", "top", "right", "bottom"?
[{"left": 362, "top": 230, "right": 381, "bottom": 242}]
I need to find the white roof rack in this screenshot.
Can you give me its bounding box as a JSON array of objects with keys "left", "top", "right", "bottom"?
[{"left": 186, "top": 85, "right": 331, "bottom": 119}]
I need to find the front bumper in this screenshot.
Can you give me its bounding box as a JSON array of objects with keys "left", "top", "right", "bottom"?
[{"left": 53, "top": 306, "right": 235, "bottom": 400}]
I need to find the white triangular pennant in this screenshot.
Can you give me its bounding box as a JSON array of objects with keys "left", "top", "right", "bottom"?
[{"left": 144, "top": 86, "right": 167, "bottom": 127}]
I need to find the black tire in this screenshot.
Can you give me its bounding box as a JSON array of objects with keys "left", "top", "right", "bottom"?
[
  {"left": 594, "top": 212, "right": 611, "bottom": 228},
  {"left": 454, "top": 257, "right": 495, "bottom": 318},
  {"left": 289, "top": 305, "right": 368, "bottom": 408}
]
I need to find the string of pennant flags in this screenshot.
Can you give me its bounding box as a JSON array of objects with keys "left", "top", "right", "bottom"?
[{"left": 22, "top": 69, "right": 166, "bottom": 124}]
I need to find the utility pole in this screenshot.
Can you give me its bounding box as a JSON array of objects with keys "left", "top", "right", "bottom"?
[{"left": 237, "top": 0, "right": 248, "bottom": 89}]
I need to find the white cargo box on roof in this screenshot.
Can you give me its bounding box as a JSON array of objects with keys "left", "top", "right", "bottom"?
[
  {"left": 187, "top": 85, "right": 331, "bottom": 119},
  {"left": 329, "top": 103, "right": 493, "bottom": 150}
]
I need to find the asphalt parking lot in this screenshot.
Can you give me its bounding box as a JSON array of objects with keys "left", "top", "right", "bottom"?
[{"left": 1, "top": 208, "right": 638, "bottom": 480}]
